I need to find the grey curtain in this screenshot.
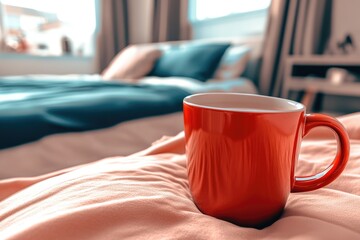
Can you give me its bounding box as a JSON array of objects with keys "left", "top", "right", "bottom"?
[
  {"left": 259, "top": 0, "right": 332, "bottom": 96},
  {"left": 152, "top": 0, "right": 191, "bottom": 42},
  {"left": 97, "top": 0, "right": 129, "bottom": 72},
  {"left": 258, "top": 0, "right": 289, "bottom": 95}
]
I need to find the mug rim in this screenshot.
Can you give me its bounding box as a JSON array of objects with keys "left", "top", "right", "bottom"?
[{"left": 183, "top": 93, "right": 305, "bottom": 113}]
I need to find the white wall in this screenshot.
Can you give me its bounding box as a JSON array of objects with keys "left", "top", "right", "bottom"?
[
  {"left": 322, "top": 0, "right": 360, "bottom": 114},
  {"left": 0, "top": 54, "right": 96, "bottom": 76},
  {"left": 0, "top": 54, "right": 97, "bottom": 78},
  {"left": 331, "top": 0, "right": 360, "bottom": 54}
]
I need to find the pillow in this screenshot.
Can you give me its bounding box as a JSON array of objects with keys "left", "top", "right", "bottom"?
[
  {"left": 149, "top": 43, "right": 230, "bottom": 82},
  {"left": 213, "top": 45, "right": 251, "bottom": 80},
  {"left": 102, "top": 45, "right": 162, "bottom": 81}
]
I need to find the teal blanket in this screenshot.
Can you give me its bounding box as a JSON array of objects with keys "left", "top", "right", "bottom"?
[{"left": 0, "top": 79, "right": 189, "bottom": 149}]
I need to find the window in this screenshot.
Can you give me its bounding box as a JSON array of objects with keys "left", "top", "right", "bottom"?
[
  {"left": 192, "top": 0, "right": 271, "bottom": 21},
  {"left": 0, "top": 0, "right": 97, "bottom": 57}
]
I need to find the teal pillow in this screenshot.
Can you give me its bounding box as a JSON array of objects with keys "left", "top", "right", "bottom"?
[{"left": 149, "top": 43, "right": 230, "bottom": 82}]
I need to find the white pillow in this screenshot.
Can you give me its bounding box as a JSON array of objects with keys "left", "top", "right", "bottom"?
[{"left": 213, "top": 45, "right": 251, "bottom": 80}]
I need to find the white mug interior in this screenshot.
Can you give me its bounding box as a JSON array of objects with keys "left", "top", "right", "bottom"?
[{"left": 183, "top": 93, "right": 304, "bottom": 113}]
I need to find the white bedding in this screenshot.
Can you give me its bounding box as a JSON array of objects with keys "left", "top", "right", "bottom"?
[{"left": 138, "top": 76, "right": 258, "bottom": 94}]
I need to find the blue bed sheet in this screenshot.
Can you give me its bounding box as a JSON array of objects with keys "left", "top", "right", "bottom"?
[{"left": 0, "top": 78, "right": 190, "bottom": 149}]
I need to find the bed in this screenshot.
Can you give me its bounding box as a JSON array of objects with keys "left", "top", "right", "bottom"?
[
  {"left": 0, "top": 76, "right": 188, "bottom": 149},
  {"left": 0, "top": 78, "right": 257, "bottom": 179},
  {"left": 0, "top": 39, "right": 259, "bottom": 180},
  {"left": 0, "top": 113, "right": 359, "bottom": 239},
  {"left": 0, "top": 40, "right": 255, "bottom": 150}
]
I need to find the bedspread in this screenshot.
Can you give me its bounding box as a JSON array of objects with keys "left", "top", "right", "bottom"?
[
  {"left": 0, "top": 113, "right": 359, "bottom": 239},
  {"left": 0, "top": 78, "right": 189, "bottom": 149}
]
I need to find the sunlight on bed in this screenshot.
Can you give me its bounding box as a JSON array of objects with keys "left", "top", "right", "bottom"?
[{"left": 0, "top": 93, "right": 31, "bottom": 101}]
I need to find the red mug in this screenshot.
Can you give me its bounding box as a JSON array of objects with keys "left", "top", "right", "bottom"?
[{"left": 183, "top": 93, "right": 350, "bottom": 228}]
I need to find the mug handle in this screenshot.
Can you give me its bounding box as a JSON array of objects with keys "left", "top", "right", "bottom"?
[{"left": 291, "top": 114, "right": 350, "bottom": 192}]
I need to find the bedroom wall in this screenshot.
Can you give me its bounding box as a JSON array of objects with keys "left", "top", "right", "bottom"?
[
  {"left": 320, "top": 0, "right": 360, "bottom": 115},
  {"left": 330, "top": 0, "right": 360, "bottom": 53}
]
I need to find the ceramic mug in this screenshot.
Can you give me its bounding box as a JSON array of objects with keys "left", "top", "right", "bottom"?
[{"left": 183, "top": 93, "right": 350, "bottom": 228}]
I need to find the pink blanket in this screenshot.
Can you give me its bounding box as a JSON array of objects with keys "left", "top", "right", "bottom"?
[{"left": 1, "top": 113, "right": 360, "bottom": 239}]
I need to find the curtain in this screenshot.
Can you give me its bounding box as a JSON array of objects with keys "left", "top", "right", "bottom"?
[
  {"left": 0, "top": 3, "right": 5, "bottom": 51},
  {"left": 259, "top": 0, "right": 332, "bottom": 96},
  {"left": 152, "top": 0, "right": 191, "bottom": 42},
  {"left": 97, "top": 0, "right": 130, "bottom": 72}
]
